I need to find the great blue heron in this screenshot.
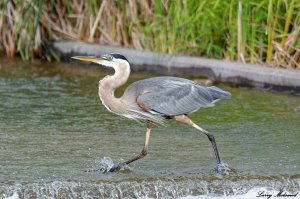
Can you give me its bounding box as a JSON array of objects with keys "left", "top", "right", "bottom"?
[{"left": 72, "top": 53, "right": 231, "bottom": 173}]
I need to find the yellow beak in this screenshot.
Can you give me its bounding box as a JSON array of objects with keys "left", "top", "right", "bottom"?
[{"left": 71, "top": 56, "right": 105, "bottom": 63}]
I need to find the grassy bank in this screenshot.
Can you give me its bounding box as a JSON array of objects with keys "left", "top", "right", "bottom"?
[{"left": 0, "top": 0, "right": 299, "bottom": 68}]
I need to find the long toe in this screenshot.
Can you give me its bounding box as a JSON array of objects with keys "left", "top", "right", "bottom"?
[
  {"left": 108, "top": 165, "right": 121, "bottom": 172},
  {"left": 107, "top": 162, "right": 128, "bottom": 173}
]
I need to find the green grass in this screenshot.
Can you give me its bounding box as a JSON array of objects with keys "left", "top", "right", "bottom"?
[{"left": 0, "top": 0, "right": 299, "bottom": 68}]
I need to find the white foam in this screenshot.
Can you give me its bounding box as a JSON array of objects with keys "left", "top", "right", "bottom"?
[
  {"left": 3, "top": 192, "right": 19, "bottom": 199},
  {"left": 179, "top": 187, "right": 300, "bottom": 199}
]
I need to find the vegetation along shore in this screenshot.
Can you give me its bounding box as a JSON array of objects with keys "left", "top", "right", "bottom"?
[{"left": 0, "top": 0, "right": 299, "bottom": 69}]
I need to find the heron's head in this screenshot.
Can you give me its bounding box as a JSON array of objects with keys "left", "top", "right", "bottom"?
[{"left": 71, "top": 53, "right": 129, "bottom": 69}]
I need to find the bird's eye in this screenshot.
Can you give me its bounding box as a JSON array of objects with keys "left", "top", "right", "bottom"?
[
  {"left": 104, "top": 55, "right": 113, "bottom": 61},
  {"left": 101, "top": 54, "right": 113, "bottom": 61},
  {"left": 107, "top": 55, "right": 113, "bottom": 61}
]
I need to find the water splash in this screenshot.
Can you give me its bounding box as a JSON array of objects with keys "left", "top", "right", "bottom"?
[
  {"left": 214, "top": 162, "right": 231, "bottom": 177},
  {"left": 95, "top": 156, "right": 115, "bottom": 172},
  {"left": 85, "top": 156, "right": 131, "bottom": 173}
]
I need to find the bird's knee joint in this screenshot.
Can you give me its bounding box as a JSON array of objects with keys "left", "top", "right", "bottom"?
[
  {"left": 206, "top": 133, "right": 215, "bottom": 141},
  {"left": 146, "top": 121, "right": 153, "bottom": 129},
  {"left": 141, "top": 148, "right": 148, "bottom": 156}
]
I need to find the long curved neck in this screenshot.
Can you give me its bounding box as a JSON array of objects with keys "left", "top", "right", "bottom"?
[{"left": 98, "top": 61, "right": 130, "bottom": 113}]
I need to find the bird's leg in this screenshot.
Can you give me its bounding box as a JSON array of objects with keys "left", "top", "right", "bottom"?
[
  {"left": 173, "top": 115, "right": 226, "bottom": 170},
  {"left": 108, "top": 121, "right": 152, "bottom": 172}
]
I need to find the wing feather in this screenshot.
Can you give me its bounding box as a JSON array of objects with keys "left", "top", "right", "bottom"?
[{"left": 135, "top": 77, "right": 226, "bottom": 116}]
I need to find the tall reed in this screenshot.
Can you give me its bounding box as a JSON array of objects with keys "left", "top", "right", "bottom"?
[{"left": 0, "top": 0, "right": 299, "bottom": 68}]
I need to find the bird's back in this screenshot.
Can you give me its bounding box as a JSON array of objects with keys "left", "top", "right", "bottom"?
[{"left": 122, "top": 76, "right": 231, "bottom": 117}]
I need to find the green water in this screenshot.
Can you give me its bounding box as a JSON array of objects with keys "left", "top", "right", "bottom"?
[{"left": 0, "top": 57, "right": 299, "bottom": 198}]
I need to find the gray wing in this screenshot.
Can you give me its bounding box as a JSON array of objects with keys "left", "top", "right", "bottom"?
[{"left": 131, "top": 77, "right": 230, "bottom": 116}]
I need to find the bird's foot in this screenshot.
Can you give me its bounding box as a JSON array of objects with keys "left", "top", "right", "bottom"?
[
  {"left": 214, "top": 162, "right": 230, "bottom": 176},
  {"left": 106, "top": 163, "right": 127, "bottom": 173}
]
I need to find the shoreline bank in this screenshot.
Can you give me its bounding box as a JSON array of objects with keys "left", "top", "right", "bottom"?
[{"left": 53, "top": 41, "right": 300, "bottom": 95}]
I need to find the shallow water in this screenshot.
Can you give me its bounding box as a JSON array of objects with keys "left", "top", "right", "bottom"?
[{"left": 0, "top": 57, "right": 299, "bottom": 198}]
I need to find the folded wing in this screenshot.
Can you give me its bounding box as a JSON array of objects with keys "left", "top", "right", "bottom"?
[{"left": 135, "top": 77, "right": 230, "bottom": 116}]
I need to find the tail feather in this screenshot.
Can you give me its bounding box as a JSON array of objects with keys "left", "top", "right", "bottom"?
[{"left": 208, "top": 86, "right": 231, "bottom": 100}]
